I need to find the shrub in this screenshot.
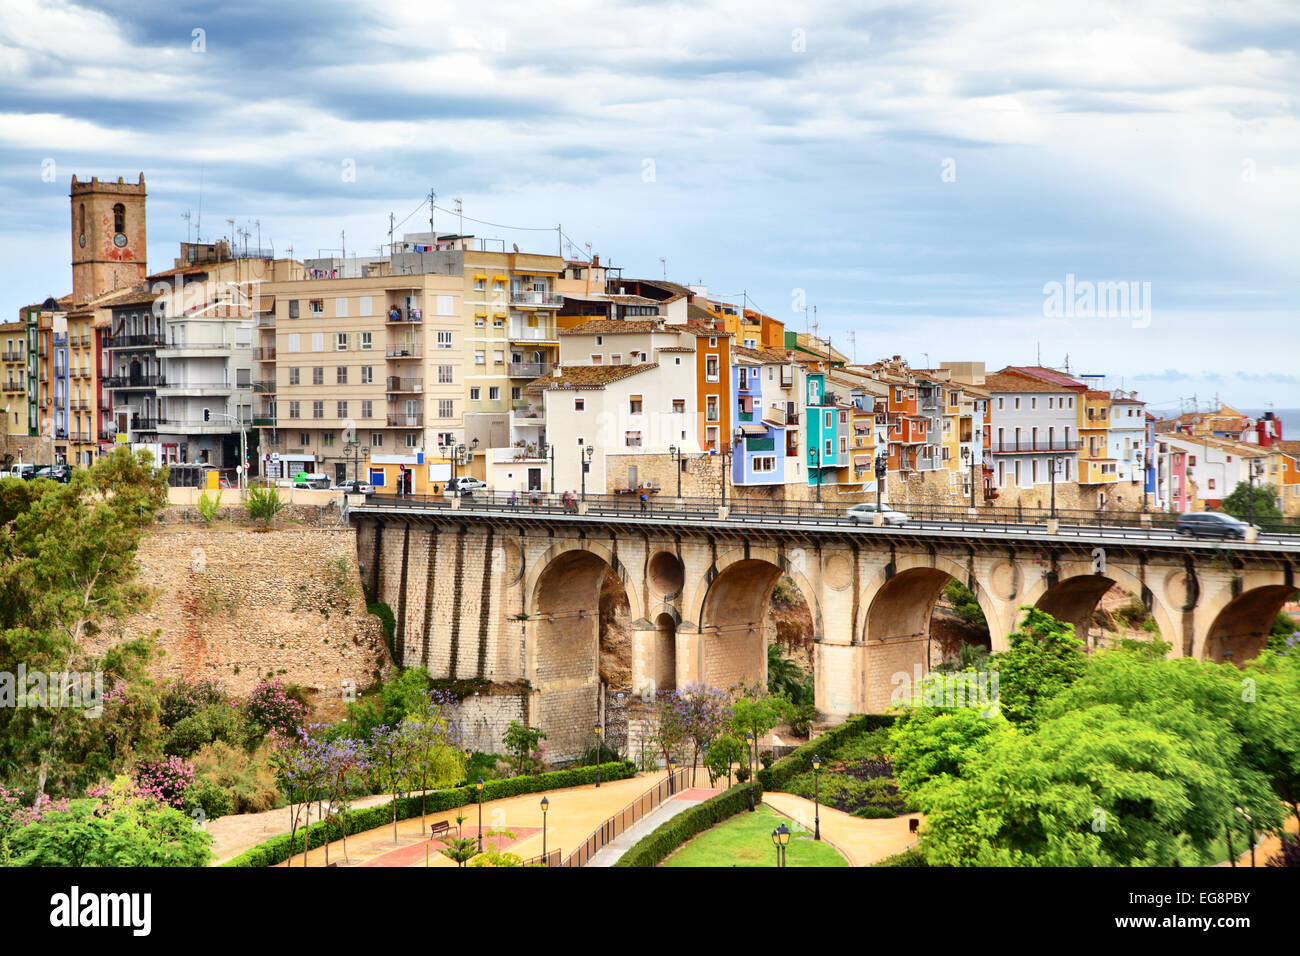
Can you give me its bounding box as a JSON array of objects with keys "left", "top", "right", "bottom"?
[
  {"left": 614, "top": 782, "right": 761, "bottom": 867},
  {"left": 165, "top": 704, "right": 251, "bottom": 757},
  {"left": 133, "top": 756, "right": 197, "bottom": 809},
  {"left": 222, "top": 760, "right": 636, "bottom": 867},
  {"left": 246, "top": 485, "right": 283, "bottom": 523},
  {"left": 183, "top": 778, "right": 234, "bottom": 821},
  {"left": 197, "top": 489, "right": 222, "bottom": 524},
  {"left": 873, "top": 846, "right": 929, "bottom": 867},
  {"left": 758, "top": 714, "right": 896, "bottom": 792},
  {"left": 245, "top": 679, "right": 308, "bottom": 737},
  {"left": 192, "top": 741, "right": 281, "bottom": 814},
  {"left": 161, "top": 677, "right": 227, "bottom": 728}
]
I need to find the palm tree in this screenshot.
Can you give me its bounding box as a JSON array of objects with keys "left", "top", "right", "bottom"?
[{"left": 767, "top": 644, "right": 809, "bottom": 704}]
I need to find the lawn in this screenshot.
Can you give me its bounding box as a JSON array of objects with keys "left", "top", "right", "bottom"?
[{"left": 662, "top": 805, "right": 849, "bottom": 867}]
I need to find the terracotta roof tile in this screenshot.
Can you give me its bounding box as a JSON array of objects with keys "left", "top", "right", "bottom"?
[
  {"left": 559, "top": 319, "right": 664, "bottom": 336},
  {"left": 528, "top": 363, "right": 659, "bottom": 389}
]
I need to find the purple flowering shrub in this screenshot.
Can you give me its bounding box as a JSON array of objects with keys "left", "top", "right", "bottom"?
[
  {"left": 245, "top": 679, "right": 308, "bottom": 737},
  {"left": 133, "top": 756, "right": 196, "bottom": 809}
]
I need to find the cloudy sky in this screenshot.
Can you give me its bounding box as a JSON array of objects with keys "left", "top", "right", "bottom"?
[{"left": 1, "top": 0, "right": 1297, "bottom": 411}]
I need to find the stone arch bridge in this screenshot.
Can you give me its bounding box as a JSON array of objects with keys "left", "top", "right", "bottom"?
[{"left": 351, "top": 502, "right": 1300, "bottom": 759}]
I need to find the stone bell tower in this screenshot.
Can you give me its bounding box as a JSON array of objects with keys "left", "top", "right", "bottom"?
[{"left": 70, "top": 173, "right": 147, "bottom": 302}]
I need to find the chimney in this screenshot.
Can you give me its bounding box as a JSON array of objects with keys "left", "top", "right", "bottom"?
[{"left": 592, "top": 254, "right": 599, "bottom": 267}]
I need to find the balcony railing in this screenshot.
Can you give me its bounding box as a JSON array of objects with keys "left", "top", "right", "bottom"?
[
  {"left": 69, "top": 399, "right": 90, "bottom": 410},
  {"left": 386, "top": 347, "right": 420, "bottom": 359},
  {"left": 508, "top": 361, "right": 551, "bottom": 378},
  {"left": 387, "top": 414, "right": 423, "bottom": 427},
  {"left": 2, "top": 381, "right": 23, "bottom": 393},
  {"left": 989, "top": 439, "right": 1083, "bottom": 453},
  {"left": 256, "top": 313, "right": 276, "bottom": 328},
  {"left": 385, "top": 377, "right": 423, "bottom": 392},
  {"left": 158, "top": 381, "right": 232, "bottom": 391},
  {"left": 69, "top": 431, "right": 91, "bottom": 442},
  {"left": 252, "top": 380, "right": 276, "bottom": 393},
  {"left": 105, "top": 374, "right": 166, "bottom": 389},
  {"left": 385, "top": 307, "right": 422, "bottom": 324},
  {"left": 509, "top": 291, "right": 563, "bottom": 308},
  {"left": 512, "top": 403, "right": 545, "bottom": 420},
  {"left": 253, "top": 347, "right": 276, "bottom": 361},
  {"left": 2, "top": 351, "right": 23, "bottom": 362},
  {"left": 508, "top": 321, "right": 557, "bottom": 341},
  {"left": 106, "top": 333, "right": 165, "bottom": 349},
  {"left": 128, "top": 417, "right": 164, "bottom": 431}
]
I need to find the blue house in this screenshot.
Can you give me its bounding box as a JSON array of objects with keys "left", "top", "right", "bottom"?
[{"left": 731, "top": 350, "right": 785, "bottom": 486}]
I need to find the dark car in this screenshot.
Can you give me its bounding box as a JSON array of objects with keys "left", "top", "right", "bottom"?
[
  {"left": 1174, "top": 512, "right": 1252, "bottom": 540},
  {"left": 33, "top": 464, "right": 72, "bottom": 483}
]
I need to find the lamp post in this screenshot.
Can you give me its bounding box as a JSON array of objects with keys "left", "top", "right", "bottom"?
[
  {"left": 594, "top": 722, "right": 602, "bottom": 787},
  {"left": 722, "top": 427, "right": 743, "bottom": 509},
  {"left": 965, "top": 445, "right": 975, "bottom": 509},
  {"left": 745, "top": 730, "right": 755, "bottom": 811},
  {"left": 545, "top": 440, "right": 555, "bottom": 494},
  {"left": 811, "top": 447, "right": 821, "bottom": 503},
  {"left": 581, "top": 445, "right": 594, "bottom": 501},
  {"left": 669, "top": 444, "right": 682, "bottom": 499},
  {"left": 812, "top": 753, "right": 822, "bottom": 840},
  {"left": 772, "top": 823, "right": 790, "bottom": 867},
  {"left": 1050, "top": 455, "right": 1062, "bottom": 519},
  {"left": 875, "top": 451, "right": 887, "bottom": 513},
  {"left": 668, "top": 757, "right": 676, "bottom": 795},
  {"left": 475, "top": 777, "right": 484, "bottom": 852},
  {"left": 540, "top": 796, "right": 549, "bottom": 863}
]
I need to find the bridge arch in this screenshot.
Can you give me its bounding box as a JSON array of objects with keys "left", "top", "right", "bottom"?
[
  {"left": 526, "top": 543, "right": 641, "bottom": 759},
  {"left": 859, "top": 553, "right": 1000, "bottom": 646},
  {"left": 1203, "top": 583, "right": 1296, "bottom": 664},
  {"left": 690, "top": 546, "right": 823, "bottom": 691},
  {"left": 1022, "top": 563, "right": 1178, "bottom": 653}
]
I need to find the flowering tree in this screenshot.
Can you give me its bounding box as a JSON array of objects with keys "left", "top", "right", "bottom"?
[
  {"left": 675, "top": 683, "right": 732, "bottom": 786},
  {"left": 133, "top": 756, "right": 196, "bottom": 809},
  {"left": 268, "top": 725, "right": 332, "bottom": 865},
  {"left": 369, "top": 723, "right": 415, "bottom": 844},
  {"left": 652, "top": 690, "right": 692, "bottom": 774},
  {"left": 317, "top": 735, "right": 369, "bottom": 865},
  {"left": 398, "top": 690, "right": 465, "bottom": 834}
]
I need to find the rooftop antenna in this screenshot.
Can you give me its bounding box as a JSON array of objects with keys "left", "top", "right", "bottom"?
[
  {"left": 341, "top": 230, "right": 346, "bottom": 261},
  {"left": 196, "top": 164, "right": 204, "bottom": 241},
  {"left": 181, "top": 210, "right": 192, "bottom": 244},
  {"left": 454, "top": 198, "right": 463, "bottom": 239},
  {"left": 389, "top": 212, "right": 395, "bottom": 256},
  {"left": 847, "top": 330, "right": 856, "bottom": 363},
  {"left": 1036, "top": 341, "right": 1041, "bottom": 365},
  {"left": 254, "top": 219, "right": 261, "bottom": 255}
]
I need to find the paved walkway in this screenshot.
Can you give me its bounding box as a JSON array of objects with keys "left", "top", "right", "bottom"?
[
  {"left": 262, "top": 770, "right": 674, "bottom": 867},
  {"left": 587, "top": 787, "right": 721, "bottom": 867},
  {"left": 209, "top": 791, "right": 396, "bottom": 864},
  {"left": 762, "top": 792, "right": 920, "bottom": 866}
]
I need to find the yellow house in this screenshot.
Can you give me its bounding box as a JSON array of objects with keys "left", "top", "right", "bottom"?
[
  {"left": 1078, "top": 389, "right": 1117, "bottom": 484},
  {"left": 1, "top": 319, "right": 28, "bottom": 439}
]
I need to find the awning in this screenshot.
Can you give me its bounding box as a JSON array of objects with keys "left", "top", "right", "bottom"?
[
  {"left": 739, "top": 423, "right": 769, "bottom": 437},
  {"left": 473, "top": 273, "right": 488, "bottom": 281}
]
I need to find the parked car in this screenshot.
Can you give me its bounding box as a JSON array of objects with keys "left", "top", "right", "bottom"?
[
  {"left": 447, "top": 476, "right": 486, "bottom": 493},
  {"left": 1174, "top": 511, "right": 1253, "bottom": 540},
  {"left": 331, "top": 480, "right": 374, "bottom": 495},
  {"left": 33, "top": 464, "right": 72, "bottom": 483},
  {"left": 7, "top": 463, "right": 35, "bottom": 481},
  {"left": 292, "top": 472, "right": 331, "bottom": 490},
  {"left": 847, "top": 502, "right": 910, "bottom": 526}
]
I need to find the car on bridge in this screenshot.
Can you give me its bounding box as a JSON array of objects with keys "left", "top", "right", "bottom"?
[
  {"left": 331, "top": 480, "right": 374, "bottom": 495},
  {"left": 447, "top": 476, "right": 487, "bottom": 494},
  {"left": 1174, "top": 511, "right": 1254, "bottom": 540},
  {"left": 846, "top": 502, "right": 910, "bottom": 526}
]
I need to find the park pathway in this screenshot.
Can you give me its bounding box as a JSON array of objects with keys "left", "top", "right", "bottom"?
[
  {"left": 762, "top": 792, "right": 920, "bottom": 866},
  {"left": 587, "top": 787, "right": 721, "bottom": 867}
]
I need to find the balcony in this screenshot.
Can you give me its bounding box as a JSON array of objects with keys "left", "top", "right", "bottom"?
[
  {"left": 2, "top": 381, "right": 23, "bottom": 393},
  {"left": 989, "top": 439, "right": 1082, "bottom": 453},
  {"left": 256, "top": 313, "right": 276, "bottom": 328},
  {"left": 69, "top": 399, "right": 91, "bottom": 410},
  {"left": 508, "top": 361, "right": 551, "bottom": 379},
  {"left": 106, "top": 332, "right": 165, "bottom": 349},
  {"left": 128, "top": 417, "right": 164, "bottom": 431},
  {"left": 512, "top": 403, "right": 545, "bottom": 421},
  {"left": 158, "top": 339, "right": 231, "bottom": 357},
  {"left": 105, "top": 374, "right": 166, "bottom": 389},
  {"left": 2, "top": 351, "right": 23, "bottom": 363},
  {"left": 70, "top": 369, "right": 92, "bottom": 380},
  {"left": 509, "top": 291, "right": 563, "bottom": 308},
  {"left": 508, "top": 320, "right": 557, "bottom": 342},
  {"left": 385, "top": 377, "right": 423, "bottom": 393},
  {"left": 157, "top": 381, "right": 234, "bottom": 396},
  {"left": 69, "top": 431, "right": 91, "bottom": 442},
  {"left": 252, "top": 380, "right": 277, "bottom": 393},
  {"left": 253, "top": 347, "right": 276, "bottom": 361},
  {"left": 387, "top": 414, "right": 423, "bottom": 427},
  {"left": 385, "top": 307, "right": 422, "bottom": 324},
  {"left": 386, "top": 346, "right": 421, "bottom": 360}
]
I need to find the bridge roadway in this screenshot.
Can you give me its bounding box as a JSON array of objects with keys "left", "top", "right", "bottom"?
[
  {"left": 348, "top": 491, "right": 1299, "bottom": 758},
  {"left": 353, "top": 491, "right": 1300, "bottom": 554}
]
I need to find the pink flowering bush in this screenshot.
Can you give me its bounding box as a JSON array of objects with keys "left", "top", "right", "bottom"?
[
  {"left": 133, "top": 756, "right": 196, "bottom": 809},
  {"left": 245, "top": 679, "right": 308, "bottom": 737}
]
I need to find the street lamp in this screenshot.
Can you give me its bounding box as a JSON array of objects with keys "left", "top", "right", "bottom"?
[
  {"left": 540, "top": 796, "right": 549, "bottom": 864},
  {"left": 875, "top": 451, "right": 887, "bottom": 513},
  {"left": 810, "top": 447, "right": 821, "bottom": 503},
  {"left": 745, "top": 730, "right": 755, "bottom": 811},
  {"left": 475, "top": 777, "right": 484, "bottom": 852},
  {"left": 545, "top": 440, "right": 555, "bottom": 494},
  {"left": 1050, "top": 456, "right": 1063, "bottom": 519},
  {"left": 771, "top": 822, "right": 790, "bottom": 867},
  {"left": 722, "top": 427, "right": 743, "bottom": 509},
  {"left": 668, "top": 444, "right": 682, "bottom": 498},
  {"left": 812, "top": 754, "right": 822, "bottom": 841},
  {"left": 668, "top": 756, "right": 676, "bottom": 795},
  {"left": 581, "top": 445, "right": 594, "bottom": 501},
  {"left": 594, "top": 722, "right": 602, "bottom": 787}
]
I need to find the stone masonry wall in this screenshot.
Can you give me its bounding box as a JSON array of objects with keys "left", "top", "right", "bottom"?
[{"left": 92, "top": 527, "right": 393, "bottom": 698}]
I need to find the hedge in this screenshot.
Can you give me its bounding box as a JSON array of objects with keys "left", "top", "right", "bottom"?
[
  {"left": 222, "top": 760, "right": 636, "bottom": 867},
  {"left": 757, "top": 713, "right": 895, "bottom": 793},
  {"left": 614, "top": 781, "right": 762, "bottom": 868}
]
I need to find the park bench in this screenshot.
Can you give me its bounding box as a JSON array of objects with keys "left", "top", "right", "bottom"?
[{"left": 428, "top": 820, "right": 451, "bottom": 840}]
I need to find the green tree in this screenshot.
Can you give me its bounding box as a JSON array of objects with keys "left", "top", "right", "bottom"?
[
  {"left": 767, "top": 644, "right": 812, "bottom": 705},
  {"left": 729, "top": 683, "right": 796, "bottom": 766},
  {"left": 995, "top": 608, "right": 1087, "bottom": 726},
  {"left": 1221, "top": 480, "right": 1280, "bottom": 523},
  {"left": 246, "top": 484, "right": 283, "bottom": 524},
  {"left": 0, "top": 448, "right": 168, "bottom": 798},
  {"left": 889, "top": 706, "right": 1013, "bottom": 798},
  {"left": 502, "top": 721, "right": 546, "bottom": 776},
  {"left": 704, "top": 734, "right": 744, "bottom": 787},
  {"left": 196, "top": 489, "right": 221, "bottom": 524},
  {"left": 398, "top": 691, "right": 465, "bottom": 834},
  {"left": 942, "top": 579, "right": 989, "bottom": 632}
]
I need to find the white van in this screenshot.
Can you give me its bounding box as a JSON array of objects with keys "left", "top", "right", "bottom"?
[
  {"left": 8, "top": 464, "right": 35, "bottom": 481},
  {"left": 292, "top": 472, "right": 331, "bottom": 490}
]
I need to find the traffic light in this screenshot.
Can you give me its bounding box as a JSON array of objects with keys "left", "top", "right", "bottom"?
[{"left": 203, "top": 408, "right": 210, "bottom": 422}]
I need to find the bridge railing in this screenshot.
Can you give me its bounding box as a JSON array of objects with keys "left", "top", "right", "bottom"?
[
  {"left": 356, "top": 490, "right": 1300, "bottom": 538},
  {"left": 560, "top": 767, "right": 692, "bottom": 868}
]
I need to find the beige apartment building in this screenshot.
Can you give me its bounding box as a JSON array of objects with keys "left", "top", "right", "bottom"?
[{"left": 257, "top": 270, "right": 465, "bottom": 483}]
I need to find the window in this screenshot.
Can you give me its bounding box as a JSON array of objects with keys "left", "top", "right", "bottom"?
[
  {"left": 1189, "top": 455, "right": 1197, "bottom": 466},
  {"left": 590, "top": 354, "right": 603, "bottom": 365},
  {"left": 359, "top": 296, "right": 372, "bottom": 316},
  {"left": 300, "top": 432, "right": 310, "bottom": 446},
  {"left": 336, "top": 332, "right": 348, "bottom": 351},
  {"left": 470, "top": 387, "right": 482, "bottom": 401},
  {"left": 709, "top": 336, "right": 717, "bottom": 347},
  {"left": 595, "top": 336, "right": 604, "bottom": 346},
  {"left": 312, "top": 367, "right": 324, "bottom": 385},
  {"left": 438, "top": 365, "right": 453, "bottom": 384},
  {"left": 493, "top": 350, "right": 504, "bottom": 365},
  {"left": 625, "top": 431, "right": 642, "bottom": 447},
  {"left": 1208, "top": 478, "right": 1216, "bottom": 490},
  {"left": 753, "top": 456, "right": 776, "bottom": 473},
  {"left": 436, "top": 295, "right": 454, "bottom": 315},
  {"left": 611, "top": 353, "right": 622, "bottom": 365},
  {"left": 361, "top": 400, "right": 372, "bottom": 418},
  {"left": 360, "top": 366, "right": 373, "bottom": 384},
  {"left": 113, "top": 203, "right": 125, "bottom": 234},
  {"left": 1031, "top": 459, "right": 1038, "bottom": 482},
  {"left": 288, "top": 300, "right": 299, "bottom": 319},
  {"left": 312, "top": 332, "right": 325, "bottom": 352},
  {"left": 672, "top": 398, "right": 685, "bottom": 414},
  {"left": 825, "top": 438, "right": 833, "bottom": 456},
  {"left": 706, "top": 355, "right": 719, "bottom": 380},
  {"left": 1014, "top": 397, "right": 1020, "bottom": 410},
  {"left": 493, "top": 316, "right": 504, "bottom": 328},
  {"left": 287, "top": 333, "right": 301, "bottom": 353},
  {"left": 336, "top": 367, "right": 347, "bottom": 385},
  {"left": 488, "top": 386, "right": 500, "bottom": 401},
  {"left": 574, "top": 397, "right": 585, "bottom": 412},
  {"left": 323, "top": 433, "right": 335, "bottom": 447},
  {"left": 312, "top": 401, "right": 324, "bottom": 419},
  {"left": 309, "top": 300, "right": 323, "bottom": 316},
  {"left": 629, "top": 395, "right": 642, "bottom": 414},
  {"left": 474, "top": 351, "right": 485, "bottom": 365},
  {"left": 335, "top": 298, "right": 348, "bottom": 318},
  {"left": 706, "top": 426, "right": 719, "bottom": 450},
  {"left": 438, "top": 399, "right": 454, "bottom": 418},
  {"left": 474, "top": 276, "right": 486, "bottom": 291},
  {"left": 997, "top": 397, "right": 1004, "bottom": 409},
  {"left": 371, "top": 433, "right": 383, "bottom": 447},
  {"left": 289, "top": 367, "right": 300, "bottom": 385},
  {"left": 839, "top": 436, "right": 847, "bottom": 454},
  {"left": 825, "top": 411, "right": 832, "bottom": 427},
  {"left": 406, "top": 433, "right": 418, "bottom": 448},
  {"left": 706, "top": 396, "right": 719, "bottom": 422},
  {"left": 288, "top": 401, "right": 300, "bottom": 419},
  {"left": 511, "top": 387, "right": 521, "bottom": 401},
  {"left": 360, "top": 331, "right": 372, "bottom": 350},
  {"left": 474, "top": 315, "right": 486, "bottom": 328},
  {"left": 437, "top": 331, "right": 453, "bottom": 349}
]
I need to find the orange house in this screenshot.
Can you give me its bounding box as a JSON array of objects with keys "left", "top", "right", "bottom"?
[{"left": 690, "top": 327, "right": 732, "bottom": 452}]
